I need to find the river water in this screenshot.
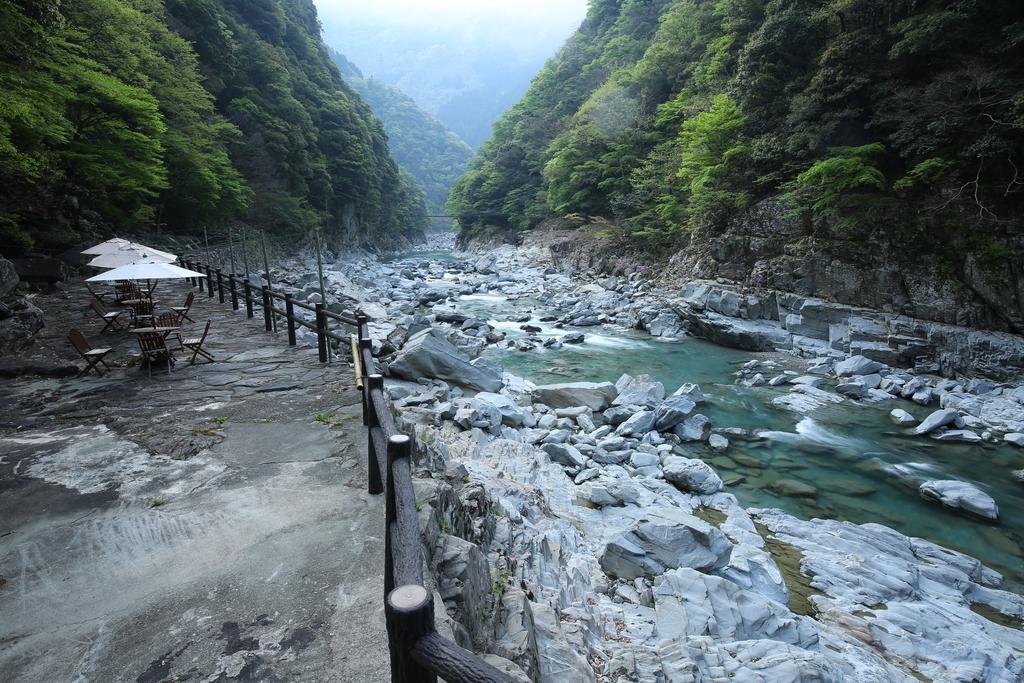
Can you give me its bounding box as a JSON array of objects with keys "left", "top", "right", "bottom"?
[{"left": 393, "top": 253, "right": 1024, "bottom": 589}]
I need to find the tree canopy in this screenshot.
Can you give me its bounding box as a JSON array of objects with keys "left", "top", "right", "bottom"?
[
  {"left": 0, "top": 0, "right": 426, "bottom": 256},
  {"left": 448, "top": 0, "right": 1024, "bottom": 261}
]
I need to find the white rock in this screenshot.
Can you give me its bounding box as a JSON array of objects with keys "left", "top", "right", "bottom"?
[
  {"left": 889, "top": 409, "right": 918, "bottom": 426},
  {"left": 834, "top": 355, "right": 884, "bottom": 377},
  {"left": 912, "top": 408, "right": 959, "bottom": 435},
  {"left": 919, "top": 480, "right": 999, "bottom": 520},
  {"left": 662, "top": 456, "right": 723, "bottom": 494}
]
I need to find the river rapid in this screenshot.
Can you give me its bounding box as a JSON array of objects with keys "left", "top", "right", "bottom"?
[{"left": 387, "top": 246, "right": 1024, "bottom": 591}]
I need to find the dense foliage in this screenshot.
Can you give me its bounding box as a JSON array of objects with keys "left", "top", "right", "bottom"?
[
  {"left": 0, "top": 0, "right": 426, "bottom": 256},
  {"left": 448, "top": 0, "right": 1024, "bottom": 258},
  {"left": 331, "top": 51, "right": 473, "bottom": 231}
]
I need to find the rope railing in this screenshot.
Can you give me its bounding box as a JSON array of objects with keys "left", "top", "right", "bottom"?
[{"left": 179, "top": 254, "right": 514, "bottom": 682}]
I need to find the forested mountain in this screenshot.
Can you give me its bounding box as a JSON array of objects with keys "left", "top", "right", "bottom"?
[
  {"left": 330, "top": 50, "right": 473, "bottom": 231},
  {"left": 449, "top": 0, "right": 1024, "bottom": 273},
  {"left": 0, "top": 0, "right": 427, "bottom": 257}
]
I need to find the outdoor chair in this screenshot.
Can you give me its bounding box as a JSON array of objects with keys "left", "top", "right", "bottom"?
[
  {"left": 129, "top": 298, "right": 155, "bottom": 328},
  {"left": 90, "top": 299, "right": 123, "bottom": 333},
  {"left": 115, "top": 281, "right": 140, "bottom": 303},
  {"left": 154, "top": 312, "right": 184, "bottom": 348},
  {"left": 85, "top": 282, "right": 108, "bottom": 304},
  {"left": 137, "top": 331, "right": 174, "bottom": 377},
  {"left": 171, "top": 291, "right": 195, "bottom": 323},
  {"left": 69, "top": 329, "right": 112, "bottom": 377},
  {"left": 182, "top": 320, "right": 214, "bottom": 365}
]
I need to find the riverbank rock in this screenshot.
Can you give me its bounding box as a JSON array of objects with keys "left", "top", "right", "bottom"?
[
  {"left": 612, "top": 373, "right": 665, "bottom": 408},
  {"left": 890, "top": 409, "right": 918, "bottom": 426},
  {"left": 912, "top": 408, "right": 959, "bottom": 435},
  {"left": 390, "top": 329, "right": 502, "bottom": 392},
  {"left": 599, "top": 507, "right": 733, "bottom": 579},
  {"left": 662, "top": 456, "right": 723, "bottom": 494},
  {"left": 533, "top": 381, "right": 617, "bottom": 411},
  {"left": 919, "top": 480, "right": 999, "bottom": 520}
]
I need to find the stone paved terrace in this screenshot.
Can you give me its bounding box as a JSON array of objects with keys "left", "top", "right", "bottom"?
[{"left": 0, "top": 278, "right": 388, "bottom": 681}]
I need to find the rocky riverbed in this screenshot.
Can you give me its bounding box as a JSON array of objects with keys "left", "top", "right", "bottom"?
[{"left": 265, "top": 232, "right": 1024, "bottom": 682}]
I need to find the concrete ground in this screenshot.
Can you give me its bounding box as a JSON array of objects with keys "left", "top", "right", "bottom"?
[{"left": 0, "top": 279, "right": 389, "bottom": 681}]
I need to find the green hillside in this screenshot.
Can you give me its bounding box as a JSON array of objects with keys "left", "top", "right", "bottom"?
[
  {"left": 0, "top": 0, "right": 427, "bottom": 256},
  {"left": 448, "top": 0, "right": 1024, "bottom": 258},
  {"left": 330, "top": 50, "right": 473, "bottom": 231}
]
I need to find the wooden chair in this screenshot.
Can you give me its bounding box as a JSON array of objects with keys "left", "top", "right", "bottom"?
[
  {"left": 182, "top": 320, "right": 214, "bottom": 364},
  {"left": 69, "top": 329, "right": 112, "bottom": 376},
  {"left": 90, "top": 299, "right": 123, "bottom": 333},
  {"left": 171, "top": 291, "right": 195, "bottom": 323},
  {"left": 130, "top": 298, "right": 155, "bottom": 328},
  {"left": 85, "top": 282, "right": 108, "bottom": 304},
  {"left": 137, "top": 331, "right": 174, "bottom": 377},
  {"left": 154, "top": 312, "right": 184, "bottom": 348}
]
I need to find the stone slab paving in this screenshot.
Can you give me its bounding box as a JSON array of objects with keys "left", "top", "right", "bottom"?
[{"left": 0, "top": 279, "right": 388, "bottom": 681}]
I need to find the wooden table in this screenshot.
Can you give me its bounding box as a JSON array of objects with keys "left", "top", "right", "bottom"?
[{"left": 130, "top": 326, "right": 179, "bottom": 336}]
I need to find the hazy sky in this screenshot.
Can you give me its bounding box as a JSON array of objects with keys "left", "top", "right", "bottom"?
[{"left": 313, "top": 0, "right": 589, "bottom": 31}]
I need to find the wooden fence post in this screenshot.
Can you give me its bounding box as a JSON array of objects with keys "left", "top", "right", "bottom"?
[
  {"left": 359, "top": 336, "right": 373, "bottom": 427},
  {"left": 285, "top": 298, "right": 297, "bottom": 346},
  {"left": 215, "top": 269, "right": 225, "bottom": 303},
  {"left": 206, "top": 265, "right": 214, "bottom": 297},
  {"left": 244, "top": 280, "right": 254, "bottom": 318},
  {"left": 315, "top": 302, "right": 327, "bottom": 362},
  {"left": 384, "top": 434, "right": 410, "bottom": 597},
  {"left": 385, "top": 585, "right": 437, "bottom": 683},
  {"left": 366, "top": 374, "right": 385, "bottom": 495},
  {"left": 261, "top": 285, "right": 272, "bottom": 331},
  {"left": 229, "top": 274, "right": 239, "bottom": 311}
]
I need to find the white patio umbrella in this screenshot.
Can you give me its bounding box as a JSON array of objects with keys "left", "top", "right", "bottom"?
[
  {"left": 125, "top": 242, "right": 177, "bottom": 261},
  {"left": 82, "top": 239, "right": 177, "bottom": 261},
  {"left": 86, "top": 261, "right": 205, "bottom": 282},
  {"left": 88, "top": 248, "right": 176, "bottom": 269},
  {"left": 82, "top": 237, "right": 132, "bottom": 255}
]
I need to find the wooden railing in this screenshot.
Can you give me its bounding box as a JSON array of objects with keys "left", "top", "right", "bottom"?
[{"left": 181, "top": 256, "right": 513, "bottom": 683}]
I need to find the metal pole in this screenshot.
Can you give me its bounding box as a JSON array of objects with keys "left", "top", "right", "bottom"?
[
  {"left": 204, "top": 226, "right": 212, "bottom": 271},
  {"left": 241, "top": 227, "right": 250, "bottom": 278},
  {"left": 261, "top": 285, "right": 272, "bottom": 331},
  {"left": 261, "top": 232, "right": 277, "bottom": 332},
  {"left": 228, "top": 228, "right": 236, "bottom": 276},
  {"left": 315, "top": 302, "right": 327, "bottom": 363},
  {"left": 315, "top": 229, "right": 330, "bottom": 364},
  {"left": 215, "top": 269, "right": 224, "bottom": 303},
  {"left": 229, "top": 274, "right": 238, "bottom": 311}
]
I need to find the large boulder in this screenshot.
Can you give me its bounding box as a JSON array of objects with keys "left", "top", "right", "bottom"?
[
  {"left": 612, "top": 373, "right": 665, "bottom": 408},
  {"left": 0, "top": 296, "right": 44, "bottom": 354},
  {"left": 654, "top": 568, "right": 812, "bottom": 646},
  {"left": 599, "top": 507, "right": 733, "bottom": 579},
  {"left": 472, "top": 392, "right": 526, "bottom": 427},
  {"left": 0, "top": 258, "right": 18, "bottom": 298},
  {"left": 833, "top": 355, "right": 885, "bottom": 377},
  {"left": 663, "top": 456, "right": 723, "bottom": 494},
  {"left": 919, "top": 480, "right": 999, "bottom": 520},
  {"left": 532, "top": 381, "right": 618, "bottom": 411},
  {"left": 653, "top": 395, "right": 697, "bottom": 431},
  {"left": 390, "top": 329, "right": 502, "bottom": 392},
  {"left": 912, "top": 408, "right": 959, "bottom": 435}
]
